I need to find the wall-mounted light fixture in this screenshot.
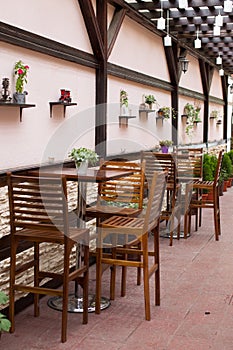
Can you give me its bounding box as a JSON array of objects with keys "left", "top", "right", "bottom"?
[{"left": 179, "top": 56, "right": 189, "bottom": 73}]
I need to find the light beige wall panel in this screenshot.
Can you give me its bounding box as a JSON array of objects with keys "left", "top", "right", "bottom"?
[
  {"left": 179, "top": 55, "right": 203, "bottom": 93},
  {"left": 107, "top": 76, "right": 172, "bottom": 155},
  {"left": 109, "top": 17, "right": 170, "bottom": 82},
  {"left": 1, "top": 0, "right": 92, "bottom": 53},
  {"left": 210, "top": 70, "right": 224, "bottom": 99},
  {"left": 0, "top": 42, "right": 95, "bottom": 171}
]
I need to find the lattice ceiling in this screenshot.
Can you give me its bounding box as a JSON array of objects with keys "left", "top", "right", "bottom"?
[{"left": 123, "top": 0, "right": 233, "bottom": 76}]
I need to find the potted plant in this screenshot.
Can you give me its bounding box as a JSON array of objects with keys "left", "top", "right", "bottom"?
[
  {"left": 0, "top": 291, "right": 11, "bottom": 338},
  {"left": 13, "top": 60, "right": 29, "bottom": 104},
  {"left": 183, "top": 102, "right": 201, "bottom": 135},
  {"left": 157, "top": 106, "right": 176, "bottom": 120},
  {"left": 210, "top": 110, "right": 219, "bottom": 120},
  {"left": 120, "top": 89, "right": 129, "bottom": 115},
  {"left": 145, "top": 94, "right": 156, "bottom": 109},
  {"left": 221, "top": 153, "right": 232, "bottom": 190},
  {"left": 159, "top": 140, "right": 173, "bottom": 153},
  {"left": 68, "top": 147, "right": 99, "bottom": 174}
]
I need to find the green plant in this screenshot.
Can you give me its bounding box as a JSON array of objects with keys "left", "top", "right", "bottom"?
[
  {"left": 145, "top": 94, "right": 156, "bottom": 105},
  {"left": 210, "top": 110, "right": 220, "bottom": 119},
  {"left": 158, "top": 107, "right": 176, "bottom": 120},
  {"left": 0, "top": 291, "right": 11, "bottom": 334},
  {"left": 159, "top": 140, "right": 173, "bottom": 147},
  {"left": 227, "top": 150, "right": 233, "bottom": 168},
  {"left": 221, "top": 153, "right": 232, "bottom": 180},
  {"left": 120, "top": 89, "right": 128, "bottom": 107},
  {"left": 183, "top": 102, "right": 201, "bottom": 135},
  {"left": 68, "top": 147, "right": 99, "bottom": 167},
  {"left": 14, "top": 60, "right": 29, "bottom": 93},
  {"left": 203, "top": 153, "right": 217, "bottom": 181}
]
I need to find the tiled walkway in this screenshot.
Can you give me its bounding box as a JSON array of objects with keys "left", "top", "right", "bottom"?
[{"left": 1, "top": 187, "right": 233, "bottom": 349}]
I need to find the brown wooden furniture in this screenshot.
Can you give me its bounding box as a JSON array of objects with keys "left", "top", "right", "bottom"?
[
  {"left": 7, "top": 173, "right": 89, "bottom": 343},
  {"left": 86, "top": 160, "right": 145, "bottom": 223},
  {"left": 175, "top": 148, "right": 204, "bottom": 230},
  {"left": 184, "top": 150, "right": 223, "bottom": 241},
  {"left": 141, "top": 151, "right": 181, "bottom": 246},
  {"left": 95, "top": 170, "right": 167, "bottom": 320}
]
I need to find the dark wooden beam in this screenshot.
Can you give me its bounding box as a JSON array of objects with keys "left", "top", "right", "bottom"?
[
  {"left": 77, "top": 0, "right": 105, "bottom": 61},
  {"left": 107, "top": 7, "right": 126, "bottom": 58}
]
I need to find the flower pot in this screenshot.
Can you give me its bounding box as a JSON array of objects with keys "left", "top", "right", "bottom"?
[
  {"left": 76, "top": 160, "right": 88, "bottom": 175},
  {"left": 13, "top": 92, "right": 26, "bottom": 104},
  {"left": 223, "top": 180, "right": 228, "bottom": 192},
  {"left": 161, "top": 146, "right": 169, "bottom": 154}
]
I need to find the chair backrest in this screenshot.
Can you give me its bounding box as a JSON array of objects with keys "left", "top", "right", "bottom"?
[
  {"left": 141, "top": 151, "right": 177, "bottom": 188},
  {"left": 175, "top": 148, "right": 203, "bottom": 181},
  {"left": 143, "top": 170, "right": 167, "bottom": 232},
  {"left": 7, "top": 173, "right": 69, "bottom": 235},
  {"left": 214, "top": 150, "right": 224, "bottom": 187},
  {"left": 97, "top": 160, "right": 145, "bottom": 209}
]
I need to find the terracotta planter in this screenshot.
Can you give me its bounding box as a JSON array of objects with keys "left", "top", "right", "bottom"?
[
  {"left": 223, "top": 180, "right": 228, "bottom": 192},
  {"left": 202, "top": 193, "right": 208, "bottom": 202}
]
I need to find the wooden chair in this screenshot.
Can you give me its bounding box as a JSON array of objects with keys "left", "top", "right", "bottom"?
[
  {"left": 141, "top": 151, "right": 181, "bottom": 246},
  {"left": 86, "top": 160, "right": 145, "bottom": 223},
  {"left": 95, "top": 170, "right": 167, "bottom": 320},
  {"left": 7, "top": 173, "right": 89, "bottom": 343},
  {"left": 184, "top": 150, "right": 223, "bottom": 241},
  {"left": 175, "top": 148, "right": 203, "bottom": 230}
]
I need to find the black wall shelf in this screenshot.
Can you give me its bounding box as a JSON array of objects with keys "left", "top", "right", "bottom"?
[
  {"left": 119, "top": 115, "right": 136, "bottom": 127},
  {"left": 0, "top": 102, "right": 36, "bottom": 122},
  {"left": 49, "top": 102, "right": 77, "bottom": 118}
]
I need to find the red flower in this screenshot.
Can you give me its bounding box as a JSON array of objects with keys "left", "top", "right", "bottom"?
[
  {"left": 17, "top": 69, "right": 24, "bottom": 75},
  {"left": 24, "top": 65, "right": 29, "bottom": 69}
]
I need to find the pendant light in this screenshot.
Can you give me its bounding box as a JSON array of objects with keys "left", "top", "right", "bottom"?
[
  {"left": 164, "top": 10, "right": 172, "bottom": 46},
  {"left": 194, "top": 28, "right": 201, "bottom": 49},
  {"left": 219, "top": 68, "right": 224, "bottom": 76},
  {"left": 179, "top": 0, "right": 188, "bottom": 9},
  {"left": 213, "top": 24, "right": 220, "bottom": 36},
  {"left": 216, "top": 54, "right": 222, "bottom": 65},
  {"left": 215, "top": 11, "right": 223, "bottom": 27},
  {"left": 179, "top": 56, "right": 189, "bottom": 74},
  {"left": 224, "top": 0, "right": 232, "bottom": 12},
  {"left": 157, "top": 1, "right": 165, "bottom": 30}
]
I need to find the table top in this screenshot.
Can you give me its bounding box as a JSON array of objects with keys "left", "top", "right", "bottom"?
[{"left": 32, "top": 166, "right": 134, "bottom": 183}]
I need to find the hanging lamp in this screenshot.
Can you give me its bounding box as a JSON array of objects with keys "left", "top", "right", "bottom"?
[{"left": 164, "top": 10, "right": 172, "bottom": 46}]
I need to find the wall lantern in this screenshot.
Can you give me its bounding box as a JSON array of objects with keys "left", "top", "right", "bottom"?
[{"left": 179, "top": 56, "right": 189, "bottom": 73}]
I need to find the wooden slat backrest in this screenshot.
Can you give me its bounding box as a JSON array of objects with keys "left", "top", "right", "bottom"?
[
  {"left": 97, "top": 160, "right": 145, "bottom": 209},
  {"left": 7, "top": 173, "right": 69, "bottom": 234},
  {"left": 143, "top": 170, "right": 167, "bottom": 232},
  {"left": 214, "top": 150, "right": 224, "bottom": 187},
  {"left": 141, "top": 151, "right": 177, "bottom": 187},
  {"left": 175, "top": 148, "right": 203, "bottom": 180}
]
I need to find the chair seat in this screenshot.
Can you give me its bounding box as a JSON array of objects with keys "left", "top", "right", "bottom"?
[{"left": 86, "top": 205, "right": 142, "bottom": 217}]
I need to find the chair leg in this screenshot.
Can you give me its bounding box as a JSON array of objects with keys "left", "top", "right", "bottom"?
[
  {"left": 142, "top": 233, "right": 150, "bottom": 321},
  {"left": 213, "top": 192, "right": 220, "bottom": 241},
  {"left": 154, "top": 226, "right": 160, "bottom": 306},
  {"left": 9, "top": 239, "right": 18, "bottom": 333},
  {"left": 34, "top": 242, "right": 40, "bottom": 317}
]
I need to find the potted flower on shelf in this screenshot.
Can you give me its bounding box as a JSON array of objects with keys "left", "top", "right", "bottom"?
[
  {"left": 0, "top": 291, "right": 11, "bottom": 338},
  {"left": 183, "top": 102, "right": 201, "bottom": 135},
  {"left": 68, "top": 147, "right": 99, "bottom": 174},
  {"left": 159, "top": 140, "right": 173, "bottom": 153},
  {"left": 145, "top": 94, "right": 156, "bottom": 109},
  {"left": 157, "top": 106, "right": 176, "bottom": 120},
  {"left": 120, "top": 89, "right": 129, "bottom": 116},
  {"left": 13, "top": 60, "right": 29, "bottom": 104},
  {"left": 210, "top": 110, "right": 220, "bottom": 120}
]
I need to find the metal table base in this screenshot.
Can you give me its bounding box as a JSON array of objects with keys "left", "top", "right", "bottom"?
[{"left": 47, "top": 293, "right": 110, "bottom": 313}]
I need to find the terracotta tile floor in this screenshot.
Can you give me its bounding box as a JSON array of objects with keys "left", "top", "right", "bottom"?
[{"left": 1, "top": 187, "right": 233, "bottom": 349}]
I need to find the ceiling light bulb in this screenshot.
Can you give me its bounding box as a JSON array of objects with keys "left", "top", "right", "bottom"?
[
  {"left": 216, "top": 55, "right": 222, "bottom": 65},
  {"left": 215, "top": 14, "right": 223, "bottom": 27},
  {"left": 179, "top": 0, "right": 188, "bottom": 9},
  {"left": 164, "top": 34, "right": 172, "bottom": 46},
  {"left": 219, "top": 68, "right": 224, "bottom": 76},
  {"left": 213, "top": 25, "right": 220, "bottom": 36},
  {"left": 194, "top": 37, "right": 201, "bottom": 49},
  {"left": 224, "top": 0, "right": 232, "bottom": 12},
  {"left": 157, "top": 17, "right": 166, "bottom": 30}
]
